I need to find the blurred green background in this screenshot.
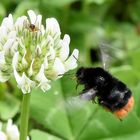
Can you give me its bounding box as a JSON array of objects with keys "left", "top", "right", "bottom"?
[{"left": 1, "top": 0, "right": 140, "bottom": 140}]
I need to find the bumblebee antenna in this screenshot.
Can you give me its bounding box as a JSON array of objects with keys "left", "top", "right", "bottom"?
[
  {"left": 58, "top": 72, "right": 75, "bottom": 77},
  {"left": 73, "top": 55, "right": 78, "bottom": 61},
  {"left": 73, "top": 54, "right": 82, "bottom": 65}
]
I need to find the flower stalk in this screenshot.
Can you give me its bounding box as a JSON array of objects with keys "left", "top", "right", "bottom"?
[{"left": 20, "top": 93, "right": 31, "bottom": 140}]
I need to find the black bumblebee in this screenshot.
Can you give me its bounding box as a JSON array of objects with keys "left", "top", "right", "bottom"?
[{"left": 76, "top": 45, "right": 134, "bottom": 119}]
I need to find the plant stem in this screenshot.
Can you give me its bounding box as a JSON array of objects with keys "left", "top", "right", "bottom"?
[
  {"left": 82, "top": 0, "right": 92, "bottom": 66},
  {"left": 20, "top": 93, "right": 31, "bottom": 140}
]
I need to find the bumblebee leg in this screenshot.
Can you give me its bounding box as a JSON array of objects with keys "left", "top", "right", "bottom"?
[
  {"left": 76, "top": 82, "right": 80, "bottom": 90},
  {"left": 119, "top": 118, "right": 123, "bottom": 121},
  {"left": 92, "top": 99, "right": 97, "bottom": 104}
]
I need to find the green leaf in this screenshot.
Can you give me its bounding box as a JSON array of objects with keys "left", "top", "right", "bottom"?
[
  {"left": 0, "top": 93, "right": 20, "bottom": 120},
  {"left": 30, "top": 129, "right": 63, "bottom": 140},
  {"left": 100, "top": 131, "right": 140, "bottom": 140},
  {"left": 77, "top": 110, "right": 140, "bottom": 140}
]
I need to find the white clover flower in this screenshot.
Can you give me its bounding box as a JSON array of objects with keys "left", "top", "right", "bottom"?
[
  {"left": 0, "top": 10, "right": 79, "bottom": 94},
  {"left": 0, "top": 119, "right": 29, "bottom": 140}
]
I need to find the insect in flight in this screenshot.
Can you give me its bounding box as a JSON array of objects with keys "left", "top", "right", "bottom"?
[{"left": 75, "top": 43, "right": 134, "bottom": 119}]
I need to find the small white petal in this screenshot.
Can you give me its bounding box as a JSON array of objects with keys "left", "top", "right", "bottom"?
[
  {"left": 12, "top": 52, "right": 35, "bottom": 94},
  {"left": 36, "top": 64, "right": 51, "bottom": 92},
  {"left": 27, "top": 10, "right": 37, "bottom": 24},
  {"left": 3, "top": 39, "right": 14, "bottom": 55},
  {"left": 0, "top": 51, "right": 5, "bottom": 68},
  {"left": 6, "top": 119, "right": 19, "bottom": 140},
  {"left": 12, "top": 52, "right": 19, "bottom": 69},
  {"left": 18, "top": 73, "right": 36, "bottom": 94},
  {"left": 47, "top": 35, "right": 54, "bottom": 48},
  {"left": 35, "top": 45, "right": 42, "bottom": 56},
  {"left": 0, "top": 131, "right": 7, "bottom": 140},
  {"left": 41, "top": 25, "right": 45, "bottom": 35},
  {"left": 40, "top": 39, "right": 48, "bottom": 48},
  {"left": 46, "top": 18, "right": 61, "bottom": 36},
  {"left": 28, "top": 59, "right": 34, "bottom": 76},
  {"left": 49, "top": 47, "right": 55, "bottom": 60},
  {"left": 27, "top": 136, "right": 30, "bottom": 140},
  {"left": 22, "top": 50, "right": 28, "bottom": 68},
  {"left": 52, "top": 57, "right": 65, "bottom": 78},
  {"left": 1, "top": 14, "right": 14, "bottom": 30},
  {"left": 36, "top": 15, "right": 42, "bottom": 28},
  {"left": 10, "top": 41, "right": 18, "bottom": 55},
  {"left": 39, "top": 83, "right": 51, "bottom": 92},
  {"left": 18, "top": 38, "right": 26, "bottom": 51},
  {"left": 8, "top": 31, "right": 16, "bottom": 39},
  {"left": 59, "top": 34, "right": 70, "bottom": 61},
  {"left": 43, "top": 56, "right": 48, "bottom": 69},
  {"left": 15, "top": 16, "right": 27, "bottom": 29},
  {"left": 64, "top": 49, "right": 79, "bottom": 71},
  {"left": 13, "top": 52, "right": 35, "bottom": 94},
  {"left": 36, "top": 64, "right": 49, "bottom": 82},
  {"left": 13, "top": 53, "right": 22, "bottom": 84},
  {"left": 7, "top": 119, "right": 12, "bottom": 128},
  {"left": 46, "top": 36, "right": 55, "bottom": 60},
  {"left": 0, "top": 26, "right": 7, "bottom": 40}
]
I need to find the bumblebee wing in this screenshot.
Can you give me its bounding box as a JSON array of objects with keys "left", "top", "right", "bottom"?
[
  {"left": 65, "top": 88, "right": 97, "bottom": 109},
  {"left": 99, "top": 43, "right": 112, "bottom": 70},
  {"left": 79, "top": 88, "right": 97, "bottom": 101},
  {"left": 66, "top": 89, "right": 97, "bottom": 104},
  {"left": 99, "top": 42, "right": 122, "bottom": 70}
]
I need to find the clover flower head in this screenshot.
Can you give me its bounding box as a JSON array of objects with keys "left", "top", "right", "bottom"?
[
  {"left": 0, "top": 119, "right": 29, "bottom": 140},
  {"left": 0, "top": 10, "right": 79, "bottom": 94}
]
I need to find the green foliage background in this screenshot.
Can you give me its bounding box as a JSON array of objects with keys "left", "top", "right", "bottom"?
[{"left": 0, "top": 0, "right": 140, "bottom": 139}]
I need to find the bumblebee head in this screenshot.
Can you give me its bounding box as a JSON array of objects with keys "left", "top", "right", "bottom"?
[{"left": 76, "top": 67, "right": 86, "bottom": 84}]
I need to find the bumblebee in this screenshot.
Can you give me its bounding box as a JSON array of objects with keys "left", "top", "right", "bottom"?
[{"left": 76, "top": 66, "right": 134, "bottom": 119}]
